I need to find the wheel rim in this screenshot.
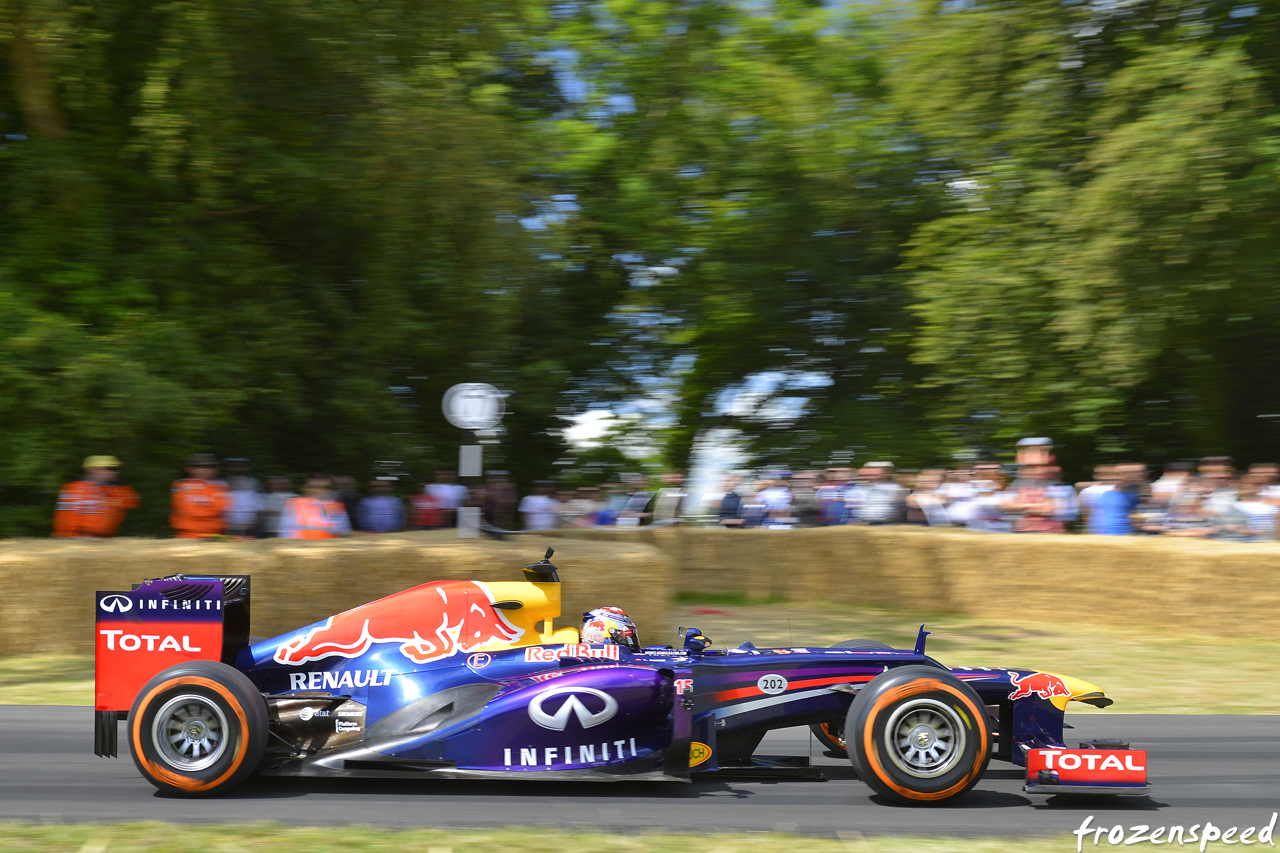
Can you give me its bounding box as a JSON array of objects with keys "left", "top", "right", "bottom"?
[
  {"left": 151, "top": 693, "right": 229, "bottom": 772},
  {"left": 883, "top": 697, "right": 966, "bottom": 779},
  {"left": 821, "top": 721, "right": 846, "bottom": 750}
]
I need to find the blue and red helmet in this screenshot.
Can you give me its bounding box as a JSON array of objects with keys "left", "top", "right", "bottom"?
[{"left": 580, "top": 606, "right": 640, "bottom": 651}]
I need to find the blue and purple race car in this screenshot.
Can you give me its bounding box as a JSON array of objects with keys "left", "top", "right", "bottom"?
[{"left": 93, "top": 548, "right": 1148, "bottom": 803}]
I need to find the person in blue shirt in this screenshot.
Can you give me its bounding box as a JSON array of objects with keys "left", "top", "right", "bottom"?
[
  {"left": 358, "top": 478, "right": 406, "bottom": 533},
  {"left": 1088, "top": 481, "right": 1141, "bottom": 535}
]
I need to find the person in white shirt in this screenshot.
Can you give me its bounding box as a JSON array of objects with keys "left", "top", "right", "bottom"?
[
  {"left": 857, "top": 462, "right": 906, "bottom": 525},
  {"left": 737, "top": 479, "right": 766, "bottom": 528},
  {"left": 1199, "top": 462, "right": 1239, "bottom": 518},
  {"left": 756, "top": 478, "right": 794, "bottom": 527},
  {"left": 1235, "top": 478, "right": 1279, "bottom": 540},
  {"left": 426, "top": 470, "right": 469, "bottom": 527},
  {"left": 935, "top": 468, "right": 976, "bottom": 526},
  {"left": 1150, "top": 462, "right": 1192, "bottom": 505},
  {"left": 260, "top": 476, "right": 296, "bottom": 538},
  {"left": 652, "top": 472, "right": 686, "bottom": 523},
  {"left": 518, "top": 481, "right": 561, "bottom": 530},
  {"left": 1076, "top": 464, "right": 1115, "bottom": 528},
  {"left": 906, "top": 469, "right": 950, "bottom": 526},
  {"left": 223, "top": 458, "right": 264, "bottom": 537},
  {"left": 1247, "top": 463, "right": 1280, "bottom": 502},
  {"left": 968, "top": 485, "right": 1011, "bottom": 532},
  {"left": 561, "top": 486, "right": 602, "bottom": 525}
]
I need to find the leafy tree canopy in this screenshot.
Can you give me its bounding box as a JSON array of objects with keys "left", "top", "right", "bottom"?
[{"left": 2, "top": 0, "right": 1279, "bottom": 535}]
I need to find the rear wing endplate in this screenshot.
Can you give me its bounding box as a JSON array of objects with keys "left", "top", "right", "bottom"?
[{"left": 93, "top": 575, "right": 250, "bottom": 757}]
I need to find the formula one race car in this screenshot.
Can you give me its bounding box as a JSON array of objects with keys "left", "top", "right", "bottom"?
[{"left": 93, "top": 549, "right": 1148, "bottom": 803}]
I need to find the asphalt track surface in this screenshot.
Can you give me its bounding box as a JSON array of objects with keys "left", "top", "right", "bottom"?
[{"left": 1, "top": 707, "right": 1276, "bottom": 837}]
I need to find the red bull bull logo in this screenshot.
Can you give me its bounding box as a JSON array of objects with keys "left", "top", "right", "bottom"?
[
  {"left": 1008, "top": 671, "right": 1073, "bottom": 702},
  {"left": 273, "top": 580, "right": 524, "bottom": 666}
]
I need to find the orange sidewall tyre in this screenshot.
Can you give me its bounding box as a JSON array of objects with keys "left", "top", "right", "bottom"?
[
  {"left": 811, "top": 640, "right": 891, "bottom": 757},
  {"left": 128, "top": 660, "right": 267, "bottom": 797},
  {"left": 846, "top": 665, "right": 991, "bottom": 805},
  {"left": 810, "top": 721, "right": 847, "bottom": 756}
]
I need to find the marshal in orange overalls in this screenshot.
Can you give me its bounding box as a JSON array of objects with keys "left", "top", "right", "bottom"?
[
  {"left": 279, "top": 496, "right": 351, "bottom": 539},
  {"left": 53, "top": 480, "right": 140, "bottom": 538},
  {"left": 170, "top": 479, "right": 230, "bottom": 539}
]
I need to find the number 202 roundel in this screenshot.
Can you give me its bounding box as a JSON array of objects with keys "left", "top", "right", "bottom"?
[{"left": 757, "top": 674, "right": 788, "bottom": 695}]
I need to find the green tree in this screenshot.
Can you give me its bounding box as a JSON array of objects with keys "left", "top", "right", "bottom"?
[
  {"left": 549, "top": 0, "right": 939, "bottom": 472},
  {"left": 0, "top": 0, "right": 606, "bottom": 535},
  {"left": 897, "top": 0, "right": 1280, "bottom": 464}
]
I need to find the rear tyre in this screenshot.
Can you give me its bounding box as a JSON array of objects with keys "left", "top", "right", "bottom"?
[
  {"left": 846, "top": 665, "right": 990, "bottom": 805},
  {"left": 128, "top": 660, "right": 267, "bottom": 797}
]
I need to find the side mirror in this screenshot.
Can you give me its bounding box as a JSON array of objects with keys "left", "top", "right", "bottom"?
[
  {"left": 522, "top": 547, "right": 560, "bottom": 583},
  {"left": 683, "top": 627, "right": 711, "bottom": 653}
]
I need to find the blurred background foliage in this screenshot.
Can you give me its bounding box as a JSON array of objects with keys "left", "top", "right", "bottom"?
[{"left": 1, "top": 0, "right": 1278, "bottom": 534}]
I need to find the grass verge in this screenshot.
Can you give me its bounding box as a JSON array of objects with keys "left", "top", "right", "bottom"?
[
  {"left": 0, "top": 654, "right": 94, "bottom": 705},
  {"left": 674, "top": 601, "right": 1273, "bottom": 715},
  {"left": 0, "top": 822, "right": 1074, "bottom": 852}
]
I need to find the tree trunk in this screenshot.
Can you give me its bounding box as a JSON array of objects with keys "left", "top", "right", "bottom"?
[{"left": 9, "top": 12, "right": 68, "bottom": 142}]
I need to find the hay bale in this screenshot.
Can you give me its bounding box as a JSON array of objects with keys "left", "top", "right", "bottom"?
[
  {"left": 6, "top": 524, "right": 1274, "bottom": 653},
  {"left": 661, "top": 526, "right": 1280, "bottom": 638},
  {"left": 0, "top": 532, "right": 674, "bottom": 656}
]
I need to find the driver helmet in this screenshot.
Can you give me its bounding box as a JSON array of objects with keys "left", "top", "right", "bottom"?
[{"left": 580, "top": 606, "right": 640, "bottom": 651}]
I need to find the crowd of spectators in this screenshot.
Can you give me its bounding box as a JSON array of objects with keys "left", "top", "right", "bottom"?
[
  {"left": 709, "top": 444, "right": 1280, "bottom": 541},
  {"left": 51, "top": 454, "right": 688, "bottom": 539},
  {"left": 50, "top": 440, "right": 1280, "bottom": 541},
  {"left": 55, "top": 454, "right": 417, "bottom": 540}
]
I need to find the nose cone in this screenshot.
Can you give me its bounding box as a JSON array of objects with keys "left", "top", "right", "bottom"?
[{"left": 1040, "top": 671, "right": 1112, "bottom": 710}]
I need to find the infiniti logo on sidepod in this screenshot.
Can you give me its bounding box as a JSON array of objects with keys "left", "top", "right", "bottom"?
[
  {"left": 99, "top": 595, "right": 133, "bottom": 613},
  {"left": 528, "top": 686, "right": 618, "bottom": 731}
]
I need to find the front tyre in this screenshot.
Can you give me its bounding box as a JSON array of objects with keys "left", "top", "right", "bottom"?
[
  {"left": 811, "top": 640, "right": 895, "bottom": 756},
  {"left": 810, "top": 720, "right": 846, "bottom": 755},
  {"left": 846, "top": 665, "right": 990, "bottom": 805},
  {"left": 128, "top": 660, "right": 267, "bottom": 797}
]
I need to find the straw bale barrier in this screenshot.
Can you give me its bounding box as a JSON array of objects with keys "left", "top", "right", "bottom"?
[
  {"left": 0, "top": 532, "right": 674, "bottom": 656},
  {"left": 534, "top": 525, "right": 1278, "bottom": 638},
  {"left": 3, "top": 525, "right": 1274, "bottom": 655},
  {"left": 656, "top": 526, "right": 1277, "bottom": 638}
]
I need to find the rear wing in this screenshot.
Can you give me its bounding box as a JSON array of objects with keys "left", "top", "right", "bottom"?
[{"left": 93, "top": 574, "right": 251, "bottom": 757}]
